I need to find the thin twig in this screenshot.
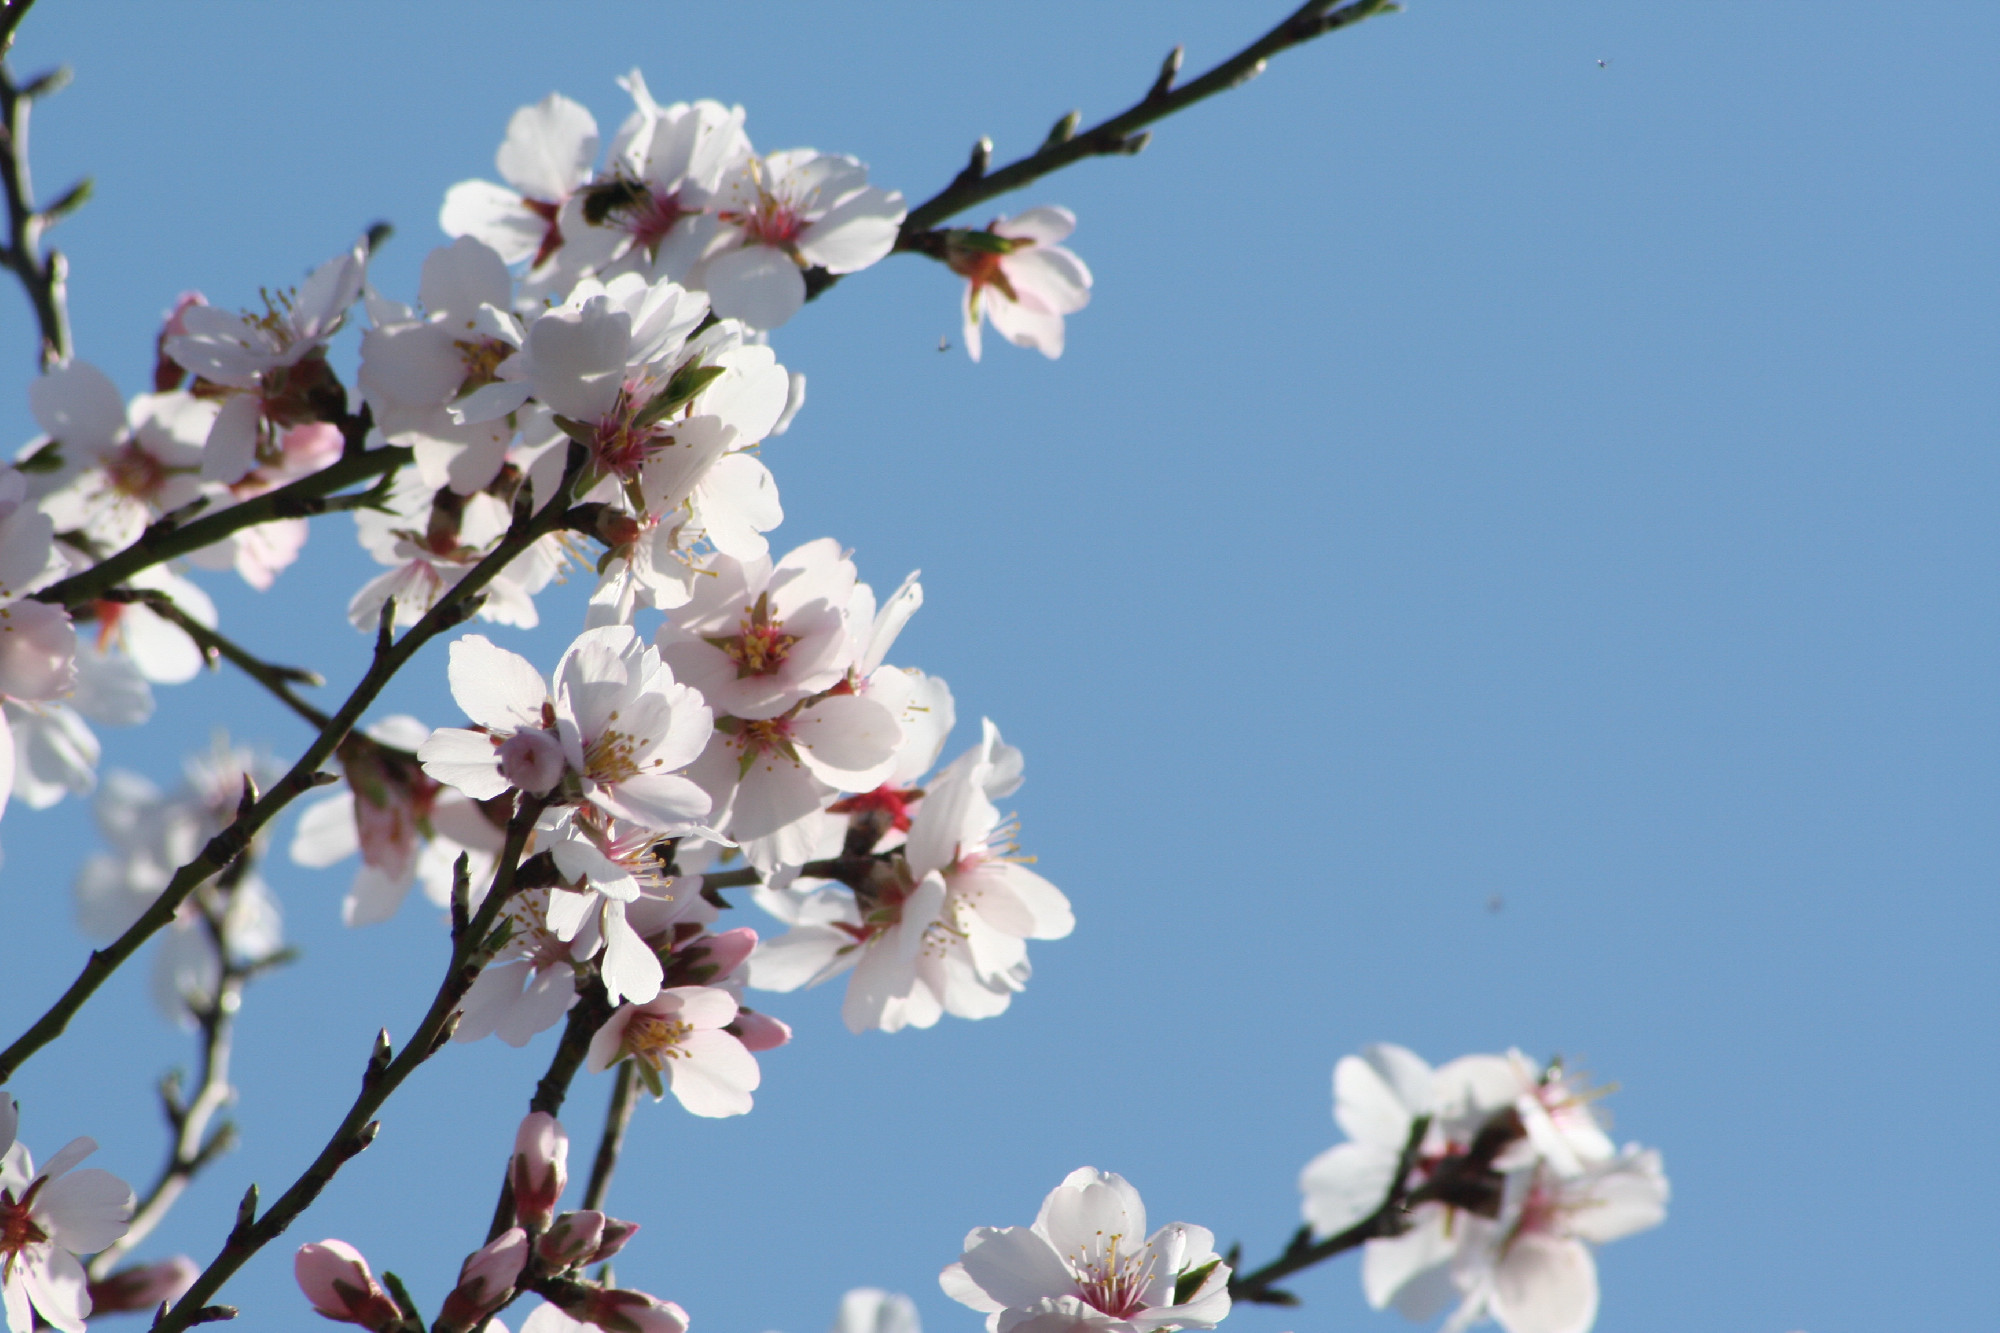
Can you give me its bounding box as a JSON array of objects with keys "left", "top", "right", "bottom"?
[
  {"left": 103, "top": 589, "right": 331, "bottom": 730},
  {"left": 806, "top": 0, "right": 1396, "bottom": 301},
  {"left": 580, "top": 1061, "right": 638, "bottom": 1214},
  {"left": 0, "top": 446, "right": 584, "bottom": 1088},
  {"left": 151, "top": 794, "right": 550, "bottom": 1333},
  {"left": 89, "top": 890, "right": 293, "bottom": 1276},
  {"left": 1226, "top": 1114, "right": 1431, "bottom": 1305},
  {"left": 34, "top": 434, "right": 412, "bottom": 611},
  {"left": 0, "top": 47, "right": 83, "bottom": 368}
]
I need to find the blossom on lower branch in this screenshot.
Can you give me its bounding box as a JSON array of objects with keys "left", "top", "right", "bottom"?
[
  {"left": 586, "top": 984, "right": 762, "bottom": 1117},
  {"left": 1297, "top": 1044, "right": 1667, "bottom": 1333},
  {"left": 0, "top": 1096, "right": 136, "bottom": 1333},
  {"left": 941, "top": 1167, "right": 1231, "bottom": 1333}
]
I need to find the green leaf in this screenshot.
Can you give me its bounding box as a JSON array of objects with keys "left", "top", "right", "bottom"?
[
  {"left": 1173, "top": 1259, "right": 1221, "bottom": 1306},
  {"left": 636, "top": 363, "right": 727, "bottom": 427}
]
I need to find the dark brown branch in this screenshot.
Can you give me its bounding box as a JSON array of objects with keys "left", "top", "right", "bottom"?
[
  {"left": 0, "top": 445, "right": 583, "bottom": 1089},
  {"left": 102, "top": 589, "right": 331, "bottom": 730},
  {"left": 1226, "top": 1113, "right": 1431, "bottom": 1306},
  {"left": 580, "top": 1061, "right": 638, "bottom": 1214},
  {"left": 151, "top": 795, "right": 550, "bottom": 1333},
  {"left": 34, "top": 432, "right": 411, "bottom": 611},
  {"left": 805, "top": 0, "right": 1396, "bottom": 302}
]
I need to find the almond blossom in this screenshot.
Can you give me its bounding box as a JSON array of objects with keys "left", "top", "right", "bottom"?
[
  {"left": 0, "top": 1096, "right": 135, "bottom": 1333},
  {"left": 584, "top": 984, "right": 762, "bottom": 1117},
  {"left": 940, "top": 1168, "right": 1231, "bottom": 1333},
  {"left": 358, "top": 236, "right": 525, "bottom": 493},
  {"left": 441, "top": 93, "right": 600, "bottom": 271},
  {"left": 163, "top": 241, "right": 366, "bottom": 484},
  {"left": 704, "top": 151, "right": 906, "bottom": 329},
  {"left": 1438, "top": 1151, "right": 1668, "bottom": 1333},
  {"left": 945, "top": 208, "right": 1093, "bottom": 362}
]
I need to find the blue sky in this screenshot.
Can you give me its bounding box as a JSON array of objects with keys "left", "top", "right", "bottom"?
[{"left": 1, "top": 3, "right": 1995, "bottom": 1332}]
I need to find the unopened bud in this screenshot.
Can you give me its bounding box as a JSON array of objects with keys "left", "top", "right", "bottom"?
[
  {"left": 293, "top": 1240, "right": 402, "bottom": 1332},
  {"left": 510, "top": 1111, "right": 569, "bottom": 1232},
  {"left": 728, "top": 1007, "right": 792, "bottom": 1053},
  {"left": 537, "top": 1210, "right": 606, "bottom": 1270},
  {"left": 436, "top": 1228, "right": 528, "bottom": 1333},
  {"left": 557, "top": 1285, "right": 689, "bottom": 1333}
]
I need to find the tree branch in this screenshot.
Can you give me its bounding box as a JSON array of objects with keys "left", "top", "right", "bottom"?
[
  {"left": 580, "top": 1060, "right": 638, "bottom": 1214},
  {"left": 805, "top": 0, "right": 1397, "bottom": 301},
  {"left": 89, "top": 890, "right": 294, "bottom": 1277},
  {"left": 151, "top": 794, "right": 550, "bottom": 1333},
  {"left": 0, "top": 446, "right": 583, "bottom": 1088},
  {"left": 486, "top": 979, "right": 617, "bottom": 1243},
  {"left": 1226, "top": 1113, "right": 1430, "bottom": 1306},
  {"left": 0, "top": 48, "right": 82, "bottom": 369},
  {"left": 103, "top": 588, "right": 331, "bottom": 730},
  {"left": 34, "top": 434, "right": 411, "bottom": 611}
]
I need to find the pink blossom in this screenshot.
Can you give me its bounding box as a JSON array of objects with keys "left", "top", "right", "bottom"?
[
  {"left": 86, "top": 1256, "right": 198, "bottom": 1314},
  {"left": 437, "top": 1228, "right": 528, "bottom": 1333}
]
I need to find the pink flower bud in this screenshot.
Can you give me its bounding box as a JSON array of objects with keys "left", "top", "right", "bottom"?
[
  {"left": 688, "top": 927, "right": 757, "bottom": 980},
  {"left": 498, "top": 729, "right": 566, "bottom": 794},
  {"left": 537, "top": 1210, "right": 606, "bottom": 1269},
  {"left": 587, "top": 1217, "right": 640, "bottom": 1265},
  {"left": 558, "top": 1287, "right": 689, "bottom": 1333},
  {"left": 511, "top": 1111, "right": 569, "bottom": 1231},
  {"left": 437, "top": 1228, "right": 528, "bottom": 1333},
  {"left": 729, "top": 1007, "right": 792, "bottom": 1052},
  {"left": 281, "top": 421, "right": 344, "bottom": 473},
  {"left": 294, "top": 1240, "right": 403, "bottom": 1331},
  {"left": 87, "top": 1256, "right": 199, "bottom": 1313}
]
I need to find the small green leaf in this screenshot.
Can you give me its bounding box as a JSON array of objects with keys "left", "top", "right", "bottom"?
[{"left": 1173, "top": 1259, "right": 1221, "bottom": 1306}]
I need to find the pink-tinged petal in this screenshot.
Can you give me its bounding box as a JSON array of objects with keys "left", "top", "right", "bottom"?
[
  {"left": 695, "top": 454, "right": 782, "bottom": 561},
  {"left": 700, "top": 346, "right": 790, "bottom": 443},
  {"left": 30, "top": 360, "right": 126, "bottom": 450},
  {"left": 985, "top": 298, "right": 1066, "bottom": 360},
  {"left": 585, "top": 1008, "right": 634, "bottom": 1074},
  {"left": 38, "top": 1166, "right": 133, "bottom": 1253},
  {"left": 418, "top": 727, "right": 510, "bottom": 800},
  {"left": 939, "top": 1253, "right": 1006, "bottom": 1314},
  {"left": 497, "top": 94, "right": 600, "bottom": 201},
  {"left": 798, "top": 186, "right": 905, "bottom": 273},
  {"left": 0, "top": 500, "right": 55, "bottom": 599},
  {"left": 200, "top": 394, "right": 262, "bottom": 483},
  {"left": 1565, "top": 1150, "right": 1669, "bottom": 1243},
  {"left": 441, "top": 182, "right": 544, "bottom": 265},
  {"left": 22, "top": 1247, "right": 90, "bottom": 1333},
  {"left": 0, "top": 601, "right": 76, "bottom": 702},
  {"left": 724, "top": 757, "right": 832, "bottom": 843},
  {"left": 1299, "top": 1142, "right": 1400, "bottom": 1238},
  {"left": 956, "top": 1226, "right": 1077, "bottom": 1310},
  {"left": 1007, "top": 247, "right": 1092, "bottom": 314},
  {"left": 1038, "top": 1169, "right": 1147, "bottom": 1259},
  {"left": 0, "top": 1095, "right": 16, "bottom": 1160},
  {"left": 31, "top": 1137, "right": 94, "bottom": 1183},
  {"left": 342, "top": 865, "right": 413, "bottom": 927},
  {"left": 420, "top": 236, "right": 514, "bottom": 323},
  {"left": 1490, "top": 1235, "right": 1597, "bottom": 1333},
  {"left": 1360, "top": 1214, "right": 1456, "bottom": 1316},
  {"left": 792, "top": 694, "right": 900, "bottom": 785},
  {"left": 590, "top": 773, "right": 711, "bottom": 833},
  {"left": 961, "top": 282, "right": 985, "bottom": 363},
  {"left": 730, "top": 1008, "right": 791, "bottom": 1052},
  {"left": 744, "top": 924, "right": 852, "bottom": 992},
  {"left": 959, "top": 865, "right": 1072, "bottom": 940},
  {"left": 523, "top": 305, "right": 630, "bottom": 421},
  {"left": 704, "top": 247, "right": 806, "bottom": 330},
  {"left": 664, "top": 1029, "right": 758, "bottom": 1117},
  {"left": 660, "top": 985, "right": 737, "bottom": 1029},
  {"left": 994, "top": 206, "right": 1076, "bottom": 247},
  {"left": 1336, "top": 1046, "right": 1432, "bottom": 1147},
  {"left": 448, "top": 635, "right": 551, "bottom": 730},
  {"left": 599, "top": 905, "right": 664, "bottom": 1006}
]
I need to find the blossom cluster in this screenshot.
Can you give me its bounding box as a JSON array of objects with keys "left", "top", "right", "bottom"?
[
  {"left": 0, "top": 41, "right": 1671, "bottom": 1333},
  {"left": 1300, "top": 1046, "right": 1669, "bottom": 1333}
]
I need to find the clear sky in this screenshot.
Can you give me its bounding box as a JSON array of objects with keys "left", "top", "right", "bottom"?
[{"left": 2, "top": 3, "right": 1995, "bottom": 1332}]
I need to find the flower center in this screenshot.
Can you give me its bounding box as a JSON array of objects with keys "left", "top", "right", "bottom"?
[
  {"left": 627, "top": 188, "right": 693, "bottom": 252},
  {"left": 704, "top": 592, "right": 798, "bottom": 678},
  {"left": 624, "top": 1013, "right": 695, "bottom": 1069},
  {"left": 592, "top": 388, "right": 670, "bottom": 480},
  {"left": 453, "top": 336, "right": 514, "bottom": 396},
  {"left": 584, "top": 722, "right": 644, "bottom": 785},
  {"left": 0, "top": 1184, "right": 49, "bottom": 1279},
  {"left": 1069, "top": 1233, "right": 1154, "bottom": 1319},
  {"left": 104, "top": 440, "right": 170, "bottom": 498}
]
